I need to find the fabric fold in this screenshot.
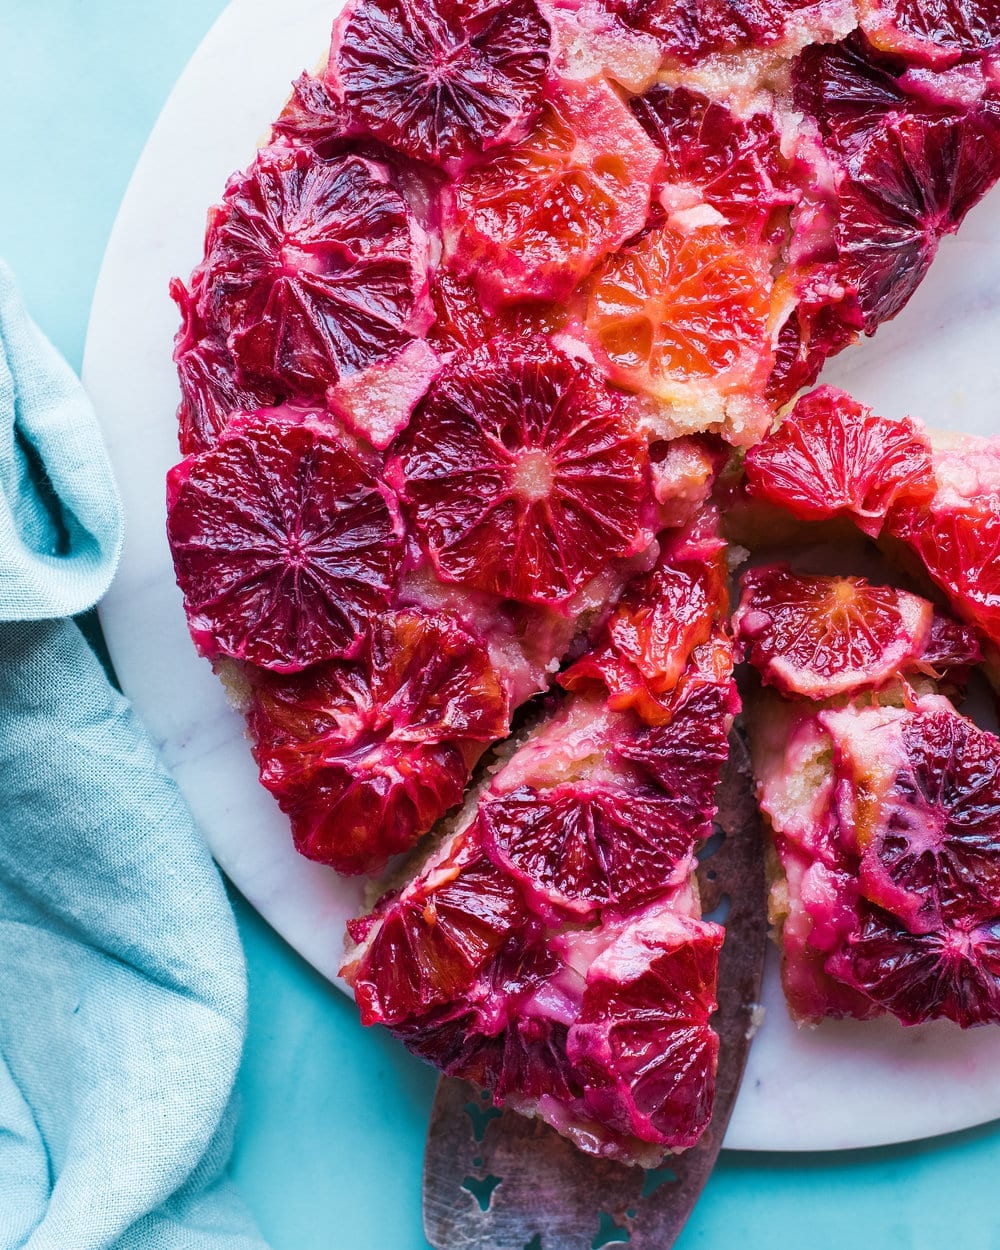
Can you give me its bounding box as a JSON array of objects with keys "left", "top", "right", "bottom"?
[
  {"left": 0, "top": 258, "right": 122, "bottom": 621},
  {"left": 0, "top": 268, "right": 268, "bottom": 1249}
]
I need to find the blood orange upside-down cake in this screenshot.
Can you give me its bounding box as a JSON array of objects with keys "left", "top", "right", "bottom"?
[{"left": 165, "top": 0, "right": 1000, "bottom": 1164}]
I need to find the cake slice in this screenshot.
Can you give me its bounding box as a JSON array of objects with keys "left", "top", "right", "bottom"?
[
  {"left": 749, "top": 684, "right": 1000, "bottom": 1027},
  {"left": 341, "top": 511, "right": 739, "bottom": 1164},
  {"left": 735, "top": 388, "right": 1000, "bottom": 1028}
]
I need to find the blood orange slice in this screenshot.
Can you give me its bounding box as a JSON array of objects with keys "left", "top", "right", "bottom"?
[
  {"left": 834, "top": 111, "right": 1000, "bottom": 331},
  {"left": 858, "top": 0, "right": 1000, "bottom": 67},
  {"left": 480, "top": 606, "right": 733, "bottom": 923},
  {"left": 567, "top": 909, "right": 723, "bottom": 1151},
  {"left": 792, "top": 31, "right": 1000, "bottom": 330},
  {"left": 766, "top": 278, "right": 859, "bottom": 407},
  {"left": 330, "top": 0, "right": 551, "bottom": 165},
  {"left": 828, "top": 700, "right": 1000, "bottom": 932},
  {"left": 426, "top": 266, "right": 566, "bottom": 355},
  {"left": 479, "top": 783, "right": 695, "bottom": 919},
  {"left": 599, "top": 0, "right": 839, "bottom": 64},
  {"left": 247, "top": 609, "right": 510, "bottom": 873},
  {"left": 390, "top": 337, "right": 647, "bottom": 605},
  {"left": 892, "top": 497, "right": 1000, "bottom": 647},
  {"left": 480, "top": 640, "right": 733, "bottom": 919},
  {"left": 581, "top": 219, "right": 773, "bottom": 439},
  {"left": 394, "top": 938, "right": 572, "bottom": 1102},
  {"left": 734, "top": 566, "right": 934, "bottom": 699},
  {"left": 166, "top": 413, "right": 403, "bottom": 670},
  {"left": 198, "top": 147, "right": 431, "bottom": 395},
  {"left": 630, "top": 84, "right": 796, "bottom": 245},
  {"left": 918, "top": 610, "right": 983, "bottom": 681},
  {"left": 618, "top": 673, "right": 736, "bottom": 815},
  {"left": 344, "top": 834, "right": 531, "bottom": 1025},
  {"left": 270, "top": 72, "right": 346, "bottom": 150},
  {"left": 830, "top": 903, "right": 1000, "bottom": 1026},
  {"left": 446, "top": 77, "right": 660, "bottom": 306},
  {"left": 561, "top": 517, "right": 729, "bottom": 723},
  {"left": 744, "top": 385, "right": 935, "bottom": 536},
  {"left": 886, "top": 432, "right": 1000, "bottom": 645},
  {"left": 793, "top": 29, "right": 936, "bottom": 157},
  {"left": 170, "top": 277, "right": 276, "bottom": 455}
]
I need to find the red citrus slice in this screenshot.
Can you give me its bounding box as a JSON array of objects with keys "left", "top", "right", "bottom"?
[
  {"left": 918, "top": 610, "right": 983, "bottom": 680},
  {"left": 393, "top": 939, "right": 572, "bottom": 1102},
  {"left": 858, "top": 0, "right": 1000, "bottom": 66},
  {"left": 792, "top": 32, "right": 1000, "bottom": 330},
  {"left": 630, "top": 84, "right": 796, "bottom": 245},
  {"left": 474, "top": 656, "right": 732, "bottom": 928},
  {"left": 198, "top": 147, "right": 430, "bottom": 395},
  {"left": 598, "top": 0, "right": 832, "bottom": 63},
  {"left": 330, "top": 0, "right": 550, "bottom": 165},
  {"left": 767, "top": 302, "right": 857, "bottom": 407},
  {"left": 776, "top": 860, "right": 881, "bottom": 1023},
  {"left": 830, "top": 903, "right": 1000, "bottom": 1026},
  {"left": 427, "top": 266, "right": 566, "bottom": 355},
  {"left": 744, "top": 385, "right": 935, "bottom": 536},
  {"left": 343, "top": 834, "right": 531, "bottom": 1026},
  {"left": 617, "top": 672, "right": 736, "bottom": 819},
  {"left": 567, "top": 909, "right": 723, "bottom": 1151},
  {"left": 479, "top": 782, "right": 694, "bottom": 919},
  {"left": 561, "top": 518, "right": 728, "bottom": 723},
  {"left": 270, "top": 71, "right": 346, "bottom": 149},
  {"left": 829, "top": 701, "right": 1000, "bottom": 932},
  {"left": 170, "top": 277, "right": 277, "bottom": 455},
  {"left": 246, "top": 609, "right": 510, "bottom": 873},
  {"left": 766, "top": 258, "right": 862, "bottom": 407},
  {"left": 447, "top": 77, "right": 660, "bottom": 306},
  {"left": 166, "top": 413, "right": 404, "bottom": 670},
  {"left": 891, "top": 497, "right": 1000, "bottom": 646},
  {"left": 581, "top": 219, "right": 773, "bottom": 436},
  {"left": 734, "top": 566, "right": 934, "bottom": 699},
  {"left": 793, "top": 29, "right": 935, "bottom": 157},
  {"left": 834, "top": 111, "right": 1000, "bottom": 331},
  {"left": 886, "top": 431, "right": 1000, "bottom": 645},
  {"left": 390, "top": 337, "right": 647, "bottom": 605}
]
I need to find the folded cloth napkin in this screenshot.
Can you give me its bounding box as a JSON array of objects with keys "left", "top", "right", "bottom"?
[{"left": 0, "top": 260, "right": 269, "bottom": 1249}]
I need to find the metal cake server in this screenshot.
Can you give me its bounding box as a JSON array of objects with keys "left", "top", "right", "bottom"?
[{"left": 423, "top": 728, "right": 768, "bottom": 1250}]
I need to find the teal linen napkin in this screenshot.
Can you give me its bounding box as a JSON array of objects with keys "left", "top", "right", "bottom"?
[{"left": 0, "top": 259, "right": 269, "bottom": 1249}]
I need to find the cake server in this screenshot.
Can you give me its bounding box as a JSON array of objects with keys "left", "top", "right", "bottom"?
[{"left": 423, "top": 729, "right": 767, "bottom": 1249}]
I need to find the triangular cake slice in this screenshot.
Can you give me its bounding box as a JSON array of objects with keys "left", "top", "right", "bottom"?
[
  {"left": 735, "top": 387, "right": 1000, "bottom": 1027},
  {"left": 341, "top": 511, "right": 739, "bottom": 1164}
]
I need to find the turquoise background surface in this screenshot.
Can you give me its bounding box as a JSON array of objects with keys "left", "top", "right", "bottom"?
[{"left": 4, "top": 4, "right": 1000, "bottom": 1246}]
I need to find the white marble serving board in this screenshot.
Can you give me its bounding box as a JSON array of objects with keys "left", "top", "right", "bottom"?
[{"left": 82, "top": 0, "right": 1000, "bottom": 1153}]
